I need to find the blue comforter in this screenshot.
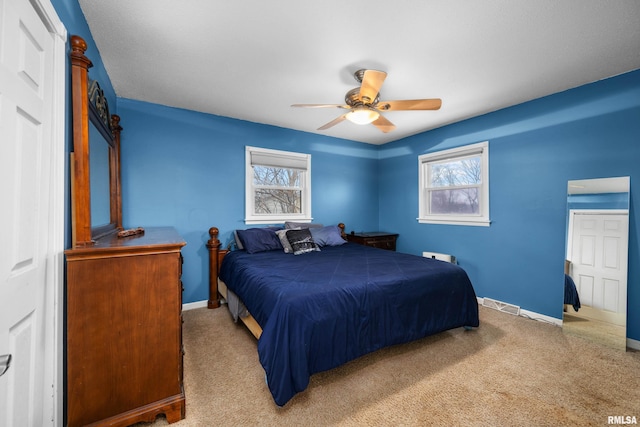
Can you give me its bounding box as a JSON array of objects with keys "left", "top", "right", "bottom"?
[
  {"left": 219, "top": 243, "right": 479, "bottom": 405},
  {"left": 564, "top": 274, "right": 581, "bottom": 311}
]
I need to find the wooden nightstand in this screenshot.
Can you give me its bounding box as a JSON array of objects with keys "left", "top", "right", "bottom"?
[{"left": 346, "top": 232, "right": 399, "bottom": 251}]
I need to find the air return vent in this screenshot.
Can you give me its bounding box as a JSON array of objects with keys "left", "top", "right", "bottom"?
[{"left": 482, "top": 297, "right": 520, "bottom": 316}]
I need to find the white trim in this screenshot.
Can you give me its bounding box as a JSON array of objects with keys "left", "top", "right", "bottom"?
[
  {"left": 627, "top": 338, "right": 640, "bottom": 351},
  {"left": 244, "top": 218, "right": 314, "bottom": 225},
  {"left": 477, "top": 297, "right": 562, "bottom": 326},
  {"left": 418, "top": 141, "right": 490, "bottom": 226},
  {"left": 519, "top": 308, "right": 563, "bottom": 326},
  {"left": 33, "top": 2, "right": 67, "bottom": 425},
  {"left": 418, "top": 218, "right": 491, "bottom": 227},
  {"left": 245, "top": 146, "right": 312, "bottom": 225},
  {"left": 568, "top": 209, "right": 628, "bottom": 216},
  {"left": 33, "top": 0, "right": 67, "bottom": 38},
  {"left": 183, "top": 300, "right": 208, "bottom": 311}
]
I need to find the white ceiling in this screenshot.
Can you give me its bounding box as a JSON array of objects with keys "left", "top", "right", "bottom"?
[{"left": 79, "top": 0, "right": 640, "bottom": 145}]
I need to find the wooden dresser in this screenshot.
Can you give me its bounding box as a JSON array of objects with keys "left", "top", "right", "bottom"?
[
  {"left": 346, "top": 232, "right": 399, "bottom": 251},
  {"left": 65, "top": 227, "right": 186, "bottom": 426}
]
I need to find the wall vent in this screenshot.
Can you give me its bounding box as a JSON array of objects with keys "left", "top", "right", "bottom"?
[
  {"left": 482, "top": 297, "right": 521, "bottom": 316},
  {"left": 422, "top": 251, "right": 456, "bottom": 264}
]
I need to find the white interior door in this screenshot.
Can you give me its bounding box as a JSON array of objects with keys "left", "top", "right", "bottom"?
[
  {"left": 0, "top": 0, "right": 66, "bottom": 425},
  {"left": 568, "top": 211, "right": 629, "bottom": 326}
]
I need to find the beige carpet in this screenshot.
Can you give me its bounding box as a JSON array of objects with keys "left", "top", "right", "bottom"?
[
  {"left": 138, "top": 305, "right": 640, "bottom": 427},
  {"left": 563, "top": 312, "right": 627, "bottom": 351}
]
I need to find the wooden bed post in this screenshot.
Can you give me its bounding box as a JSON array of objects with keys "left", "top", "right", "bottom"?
[
  {"left": 207, "top": 227, "right": 221, "bottom": 308},
  {"left": 338, "top": 223, "right": 346, "bottom": 239}
]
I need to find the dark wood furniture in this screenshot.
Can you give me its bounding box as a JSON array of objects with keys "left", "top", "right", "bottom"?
[
  {"left": 69, "top": 35, "right": 122, "bottom": 247},
  {"left": 66, "top": 228, "right": 186, "bottom": 426},
  {"left": 65, "top": 35, "right": 185, "bottom": 426},
  {"left": 207, "top": 226, "right": 228, "bottom": 309},
  {"left": 346, "top": 231, "right": 399, "bottom": 251}
]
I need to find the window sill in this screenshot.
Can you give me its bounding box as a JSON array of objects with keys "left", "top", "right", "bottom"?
[
  {"left": 417, "top": 217, "right": 491, "bottom": 227},
  {"left": 245, "top": 217, "right": 313, "bottom": 225}
]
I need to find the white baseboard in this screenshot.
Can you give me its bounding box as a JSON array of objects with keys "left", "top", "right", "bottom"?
[
  {"left": 477, "top": 297, "right": 562, "bottom": 326},
  {"left": 627, "top": 338, "right": 640, "bottom": 351},
  {"left": 519, "top": 308, "right": 563, "bottom": 326},
  {"left": 183, "top": 300, "right": 208, "bottom": 311}
]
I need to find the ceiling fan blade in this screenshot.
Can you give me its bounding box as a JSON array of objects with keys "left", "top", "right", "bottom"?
[
  {"left": 317, "top": 114, "right": 347, "bottom": 130},
  {"left": 371, "top": 114, "right": 396, "bottom": 133},
  {"left": 376, "top": 98, "right": 442, "bottom": 111},
  {"left": 292, "top": 103, "right": 349, "bottom": 109},
  {"left": 359, "top": 70, "right": 387, "bottom": 104}
]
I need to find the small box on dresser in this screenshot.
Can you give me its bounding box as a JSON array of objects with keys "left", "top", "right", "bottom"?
[{"left": 65, "top": 227, "right": 186, "bottom": 426}]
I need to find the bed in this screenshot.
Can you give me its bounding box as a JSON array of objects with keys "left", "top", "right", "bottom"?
[{"left": 206, "top": 224, "right": 479, "bottom": 406}]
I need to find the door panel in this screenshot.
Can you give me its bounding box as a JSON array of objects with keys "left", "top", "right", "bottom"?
[
  {"left": 0, "top": 0, "right": 59, "bottom": 424},
  {"left": 578, "top": 234, "right": 595, "bottom": 266},
  {"left": 569, "top": 212, "right": 628, "bottom": 326}
]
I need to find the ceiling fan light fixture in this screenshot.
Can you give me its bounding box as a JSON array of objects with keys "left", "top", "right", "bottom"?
[
  {"left": 293, "top": 69, "right": 439, "bottom": 132},
  {"left": 346, "top": 107, "right": 379, "bottom": 125}
]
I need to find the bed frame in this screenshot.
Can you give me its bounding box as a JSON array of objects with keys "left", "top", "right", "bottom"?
[{"left": 206, "top": 223, "right": 347, "bottom": 339}]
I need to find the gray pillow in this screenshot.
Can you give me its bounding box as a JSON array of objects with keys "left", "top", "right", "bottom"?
[
  {"left": 275, "top": 229, "right": 295, "bottom": 253},
  {"left": 285, "top": 229, "right": 320, "bottom": 255},
  {"left": 284, "top": 221, "right": 323, "bottom": 230},
  {"left": 233, "top": 230, "right": 244, "bottom": 250}
]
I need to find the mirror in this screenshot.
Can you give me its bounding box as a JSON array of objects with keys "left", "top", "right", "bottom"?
[
  {"left": 89, "top": 121, "right": 111, "bottom": 227},
  {"left": 563, "top": 176, "right": 630, "bottom": 350},
  {"left": 70, "top": 35, "right": 122, "bottom": 247}
]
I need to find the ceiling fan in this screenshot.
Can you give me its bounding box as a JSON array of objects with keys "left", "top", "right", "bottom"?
[{"left": 292, "top": 69, "right": 442, "bottom": 133}]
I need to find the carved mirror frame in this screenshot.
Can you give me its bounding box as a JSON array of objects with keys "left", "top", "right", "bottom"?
[{"left": 70, "top": 35, "right": 123, "bottom": 247}]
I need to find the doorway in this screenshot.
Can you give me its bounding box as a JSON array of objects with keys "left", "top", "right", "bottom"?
[{"left": 0, "top": 0, "right": 66, "bottom": 424}]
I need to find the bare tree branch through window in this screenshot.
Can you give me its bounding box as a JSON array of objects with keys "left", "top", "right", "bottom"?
[
  {"left": 253, "top": 166, "right": 302, "bottom": 214},
  {"left": 429, "top": 157, "right": 481, "bottom": 214}
]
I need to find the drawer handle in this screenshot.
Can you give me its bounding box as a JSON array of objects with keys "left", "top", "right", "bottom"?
[{"left": 0, "top": 354, "right": 11, "bottom": 377}]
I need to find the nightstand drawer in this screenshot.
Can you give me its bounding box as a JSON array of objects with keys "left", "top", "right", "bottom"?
[{"left": 346, "top": 232, "right": 399, "bottom": 251}]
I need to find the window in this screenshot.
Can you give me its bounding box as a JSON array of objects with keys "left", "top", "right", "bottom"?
[
  {"left": 245, "top": 146, "right": 312, "bottom": 224},
  {"left": 418, "top": 141, "right": 490, "bottom": 226}
]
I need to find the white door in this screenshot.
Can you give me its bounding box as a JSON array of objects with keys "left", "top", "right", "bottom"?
[
  {"left": 0, "top": 0, "right": 66, "bottom": 425},
  {"left": 568, "top": 211, "right": 629, "bottom": 326}
]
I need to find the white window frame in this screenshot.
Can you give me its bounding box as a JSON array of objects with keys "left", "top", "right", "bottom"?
[
  {"left": 418, "top": 141, "right": 490, "bottom": 227},
  {"left": 245, "top": 146, "right": 312, "bottom": 225}
]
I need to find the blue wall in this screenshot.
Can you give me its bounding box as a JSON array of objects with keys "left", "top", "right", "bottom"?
[
  {"left": 378, "top": 70, "right": 640, "bottom": 340},
  {"left": 117, "top": 99, "right": 379, "bottom": 304},
  {"left": 567, "top": 192, "right": 630, "bottom": 211}
]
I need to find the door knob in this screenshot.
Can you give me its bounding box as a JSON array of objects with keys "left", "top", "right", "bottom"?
[{"left": 0, "top": 354, "right": 11, "bottom": 377}]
